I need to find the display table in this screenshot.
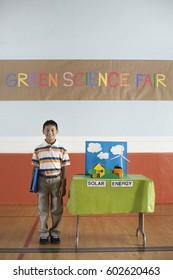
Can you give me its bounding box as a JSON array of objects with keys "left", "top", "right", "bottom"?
[{"left": 67, "top": 174, "right": 155, "bottom": 248}]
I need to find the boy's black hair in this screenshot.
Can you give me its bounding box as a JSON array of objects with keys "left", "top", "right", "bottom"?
[{"left": 43, "top": 120, "right": 58, "bottom": 130}]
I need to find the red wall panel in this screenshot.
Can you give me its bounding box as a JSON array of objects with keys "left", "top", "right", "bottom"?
[{"left": 0, "top": 153, "right": 172, "bottom": 204}]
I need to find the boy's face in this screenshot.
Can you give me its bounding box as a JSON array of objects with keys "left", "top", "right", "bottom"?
[{"left": 43, "top": 125, "right": 58, "bottom": 144}]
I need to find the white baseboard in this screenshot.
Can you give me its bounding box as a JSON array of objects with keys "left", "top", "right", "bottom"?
[{"left": 0, "top": 136, "right": 173, "bottom": 153}]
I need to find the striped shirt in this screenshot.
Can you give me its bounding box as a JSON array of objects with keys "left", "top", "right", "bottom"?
[{"left": 32, "top": 140, "right": 70, "bottom": 176}]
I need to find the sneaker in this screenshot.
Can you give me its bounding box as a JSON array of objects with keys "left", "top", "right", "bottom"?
[
  {"left": 39, "top": 237, "right": 49, "bottom": 244},
  {"left": 50, "top": 236, "right": 60, "bottom": 244}
]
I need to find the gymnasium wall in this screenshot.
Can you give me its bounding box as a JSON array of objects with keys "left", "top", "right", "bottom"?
[{"left": 1, "top": 1, "right": 173, "bottom": 205}]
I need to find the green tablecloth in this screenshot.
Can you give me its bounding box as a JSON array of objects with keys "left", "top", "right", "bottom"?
[{"left": 67, "top": 174, "right": 155, "bottom": 215}]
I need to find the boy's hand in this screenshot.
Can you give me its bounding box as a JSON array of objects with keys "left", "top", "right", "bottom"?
[
  {"left": 59, "top": 180, "right": 66, "bottom": 197},
  {"left": 59, "top": 167, "right": 67, "bottom": 197}
]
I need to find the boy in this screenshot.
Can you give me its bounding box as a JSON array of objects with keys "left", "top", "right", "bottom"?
[{"left": 32, "top": 120, "right": 70, "bottom": 244}]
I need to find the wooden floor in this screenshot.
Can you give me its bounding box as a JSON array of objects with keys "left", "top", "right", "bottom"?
[{"left": 0, "top": 204, "right": 173, "bottom": 260}]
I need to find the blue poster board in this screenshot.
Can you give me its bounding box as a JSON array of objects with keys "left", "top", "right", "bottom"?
[
  {"left": 30, "top": 167, "right": 39, "bottom": 193},
  {"left": 85, "top": 141, "right": 128, "bottom": 177}
]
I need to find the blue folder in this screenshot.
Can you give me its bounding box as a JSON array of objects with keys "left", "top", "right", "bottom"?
[{"left": 30, "top": 167, "right": 39, "bottom": 193}]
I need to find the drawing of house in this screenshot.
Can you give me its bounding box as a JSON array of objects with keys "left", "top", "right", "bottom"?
[
  {"left": 92, "top": 163, "right": 105, "bottom": 178},
  {"left": 113, "top": 166, "right": 123, "bottom": 178}
]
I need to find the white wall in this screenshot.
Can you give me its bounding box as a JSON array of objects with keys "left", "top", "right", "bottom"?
[{"left": 0, "top": 0, "right": 173, "bottom": 138}]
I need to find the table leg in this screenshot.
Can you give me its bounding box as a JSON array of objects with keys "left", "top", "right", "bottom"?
[
  {"left": 75, "top": 215, "right": 79, "bottom": 249},
  {"left": 136, "top": 213, "right": 146, "bottom": 246}
]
